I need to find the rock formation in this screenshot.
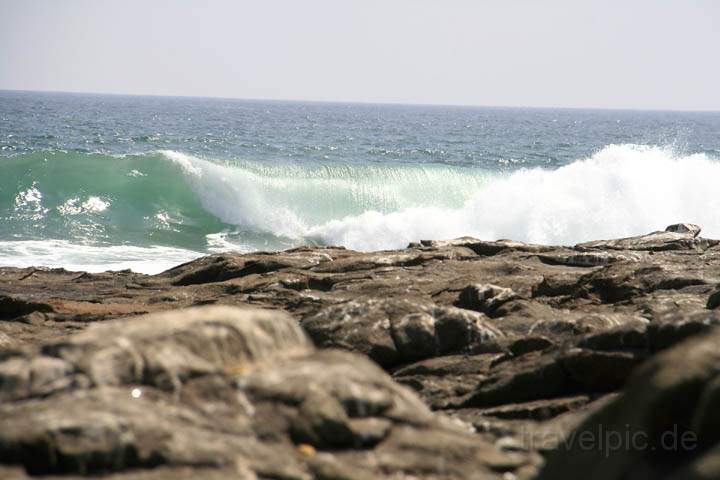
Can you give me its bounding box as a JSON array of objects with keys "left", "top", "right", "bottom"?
[{"left": 1, "top": 224, "right": 720, "bottom": 478}]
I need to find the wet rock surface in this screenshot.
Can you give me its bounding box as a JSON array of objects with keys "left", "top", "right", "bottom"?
[{"left": 1, "top": 225, "right": 720, "bottom": 478}]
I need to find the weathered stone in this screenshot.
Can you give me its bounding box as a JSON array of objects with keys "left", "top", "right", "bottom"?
[
  {"left": 301, "top": 298, "right": 503, "bottom": 368},
  {"left": 461, "top": 353, "right": 569, "bottom": 408},
  {"left": 508, "top": 336, "right": 555, "bottom": 356},
  {"left": 0, "top": 355, "right": 76, "bottom": 401},
  {"left": 41, "top": 306, "right": 312, "bottom": 391},
  {"left": 457, "top": 283, "right": 520, "bottom": 316},
  {"left": 537, "top": 326, "right": 720, "bottom": 480},
  {"left": 578, "top": 320, "right": 649, "bottom": 351},
  {"left": 558, "top": 348, "right": 642, "bottom": 392},
  {"left": 538, "top": 251, "right": 642, "bottom": 267},
  {"left": 647, "top": 309, "right": 720, "bottom": 351},
  {"left": 417, "top": 237, "right": 554, "bottom": 255},
  {"left": 665, "top": 223, "right": 701, "bottom": 237},
  {"left": 474, "top": 395, "right": 591, "bottom": 421},
  {"left": 576, "top": 229, "right": 718, "bottom": 252},
  {"left": 391, "top": 312, "right": 437, "bottom": 360},
  {"left": 0, "top": 295, "right": 54, "bottom": 320},
  {"left": 164, "top": 250, "right": 335, "bottom": 286}
]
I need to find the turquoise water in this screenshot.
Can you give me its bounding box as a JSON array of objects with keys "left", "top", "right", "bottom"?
[{"left": 2, "top": 90, "right": 720, "bottom": 273}]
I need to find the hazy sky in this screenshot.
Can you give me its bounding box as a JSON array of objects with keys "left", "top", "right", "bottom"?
[{"left": 1, "top": 0, "right": 718, "bottom": 110}]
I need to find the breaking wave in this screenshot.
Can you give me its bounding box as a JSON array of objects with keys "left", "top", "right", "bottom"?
[
  {"left": 309, "top": 144, "right": 720, "bottom": 249},
  {"left": 1, "top": 144, "right": 719, "bottom": 272}
]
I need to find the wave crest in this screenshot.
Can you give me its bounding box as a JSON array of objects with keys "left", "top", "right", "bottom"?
[
  {"left": 306, "top": 144, "right": 720, "bottom": 249},
  {"left": 158, "top": 149, "right": 494, "bottom": 239},
  {"left": 2, "top": 144, "right": 718, "bottom": 262}
]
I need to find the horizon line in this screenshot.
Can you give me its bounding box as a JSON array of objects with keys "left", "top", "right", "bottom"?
[{"left": 1, "top": 88, "right": 719, "bottom": 114}]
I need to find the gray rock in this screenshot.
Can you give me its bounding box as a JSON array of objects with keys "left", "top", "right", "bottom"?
[
  {"left": 538, "top": 251, "right": 642, "bottom": 267},
  {"left": 301, "top": 298, "right": 503, "bottom": 367},
  {"left": 0, "top": 306, "right": 531, "bottom": 479},
  {"left": 578, "top": 320, "right": 649, "bottom": 351},
  {"left": 41, "top": 306, "right": 313, "bottom": 391},
  {"left": 647, "top": 309, "right": 720, "bottom": 351},
  {"left": 537, "top": 326, "right": 720, "bottom": 480},
  {"left": 418, "top": 237, "right": 555, "bottom": 256},
  {"left": 576, "top": 228, "right": 717, "bottom": 252},
  {"left": 457, "top": 283, "right": 520, "bottom": 316},
  {"left": 665, "top": 223, "right": 701, "bottom": 237},
  {"left": 164, "top": 251, "right": 335, "bottom": 285},
  {"left": 461, "top": 347, "right": 642, "bottom": 410}
]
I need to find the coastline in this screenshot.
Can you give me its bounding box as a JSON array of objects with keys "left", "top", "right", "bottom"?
[{"left": 1, "top": 223, "right": 719, "bottom": 478}]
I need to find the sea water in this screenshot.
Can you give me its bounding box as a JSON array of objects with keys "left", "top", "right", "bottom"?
[{"left": 1, "top": 90, "right": 719, "bottom": 273}]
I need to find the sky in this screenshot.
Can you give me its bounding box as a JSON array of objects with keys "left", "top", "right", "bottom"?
[{"left": 0, "top": 0, "right": 718, "bottom": 110}]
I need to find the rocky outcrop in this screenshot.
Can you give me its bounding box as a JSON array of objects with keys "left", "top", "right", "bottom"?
[
  {"left": 0, "top": 306, "right": 532, "bottom": 479},
  {"left": 301, "top": 298, "right": 503, "bottom": 367},
  {"left": 537, "top": 325, "right": 720, "bottom": 480},
  {"left": 575, "top": 226, "right": 717, "bottom": 252},
  {"left": 1, "top": 224, "right": 720, "bottom": 478}
]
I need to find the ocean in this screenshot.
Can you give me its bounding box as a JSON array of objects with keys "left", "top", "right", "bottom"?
[{"left": 1, "top": 90, "right": 719, "bottom": 274}]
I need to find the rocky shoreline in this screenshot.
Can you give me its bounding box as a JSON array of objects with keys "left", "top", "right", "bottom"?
[{"left": 1, "top": 224, "right": 720, "bottom": 479}]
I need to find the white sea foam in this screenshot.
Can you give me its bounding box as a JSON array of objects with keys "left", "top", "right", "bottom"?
[
  {"left": 13, "top": 182, "right": 48, "bottom": 219},
  {"left": 57, "top": 196, "right": 111, "bottom": 215},
  {"left": 205, "top": 232, "right": 252, "bottom": 253},
  {"left": 160, "top": 149, "right": 308, "bottom": 238},
  {"left": 161, "top": 144, "right": 720, "bottom": 251},
  {"left": 310, "top": 144, "right": 720, "bottom": 249},
  {"left": 13, "top": 182, "right": 43, "bottom": 209},
  {"left": 0, "top": 240, "right": 202, "bottom": 274},
  {"left": 127, "top": 169, "right": 146, "bottom": 177}
]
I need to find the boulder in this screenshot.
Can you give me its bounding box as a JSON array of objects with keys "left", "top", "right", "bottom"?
[
  {"left": 300, "top": 298, "right": 504, "bottom": 367},
  {"left": 537, "top": 326, "right": 720, "bottom": 480},
  {"left": 665, "top": 223, "right": 701, "bottom": 237}
]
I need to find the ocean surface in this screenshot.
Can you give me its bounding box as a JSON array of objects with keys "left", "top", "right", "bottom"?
[{"left": 1, "top": 90, "right": 719, "bottom": 274}]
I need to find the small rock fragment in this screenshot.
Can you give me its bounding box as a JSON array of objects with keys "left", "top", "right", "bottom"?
[{"left": 457, "top": 284, "right": 519, "bottom": 315}]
